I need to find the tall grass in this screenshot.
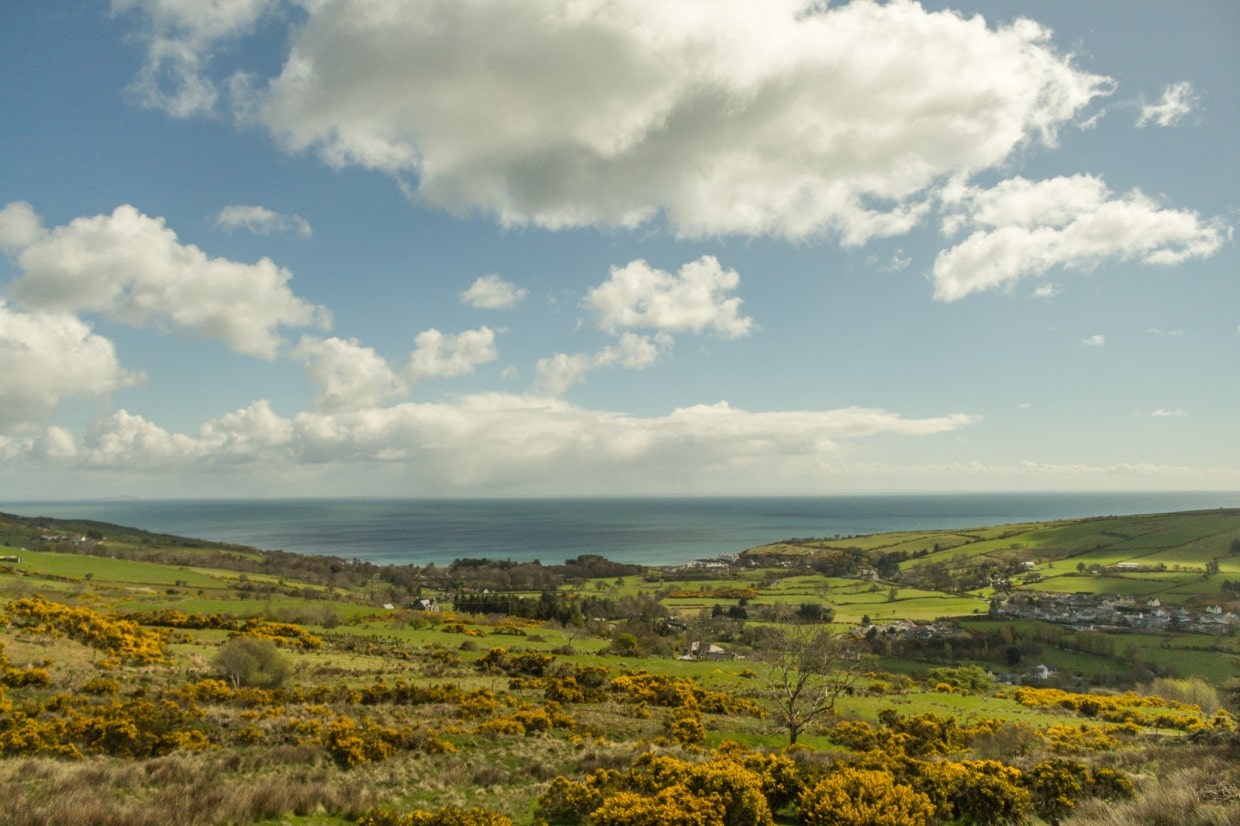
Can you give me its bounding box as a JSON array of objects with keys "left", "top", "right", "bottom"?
[
  {"left": 1066, "top": 753, "right": 1240, "bottom": 826},
  {"left": 0, "top": 751, "right": 377, "bottom": 826}
]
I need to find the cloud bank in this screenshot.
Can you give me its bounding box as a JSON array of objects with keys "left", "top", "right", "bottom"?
[
  {"left": 8, "top": 396, "right": 976, "bottom": 493},
  {"left": 125, "top": 0, "right": 1115, "bottom": 242}
]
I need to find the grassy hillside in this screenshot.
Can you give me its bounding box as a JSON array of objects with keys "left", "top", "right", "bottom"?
[{"left": 0, "top": 508, "right": 1238, "bottom": 824}]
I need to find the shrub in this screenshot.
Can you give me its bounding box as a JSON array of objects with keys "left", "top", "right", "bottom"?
[
  {"left": 322, "top": 716, "right": 407, "bottom": 767},
  {"left": 667, "top": 710, "right": 706, "bottom": 747},
  {"left": 1026, "top": 758, "right": 1088, "bottom": 823},
  {"left": 80, "top": 677, "right": 122, "bottom": 696},
  {"left": 628, "top": 754, "right": 773, "bottom": 826},
  {"left": 476, "top": 718, "right": 525, "bottom": 738},
  {"left": 357, "top": 806, "right": 512, "bottom": 826},
  {"left": 212, "top": 636, "right": 290, "bottom": 689},
  {"left": 799, "top": 768, "right": 935, "bottom": 826},
  {"left": 537, "top": 771, "right": 620, "bottom": 825},
  {"left": 1045, "top": 724, "right": 1119, "bottom": 755},
  {"left": 590, "top": 787, "right": 723, "bottom": 826},
  {"left": 949, "top": 760, "right": 1031, "bottom": 825},
  {"left": 1086, "top": 766, "right": 1135, "bottom": 802},
  {"left": 3, "top": 595, "right": 167, "bottom": 663}
]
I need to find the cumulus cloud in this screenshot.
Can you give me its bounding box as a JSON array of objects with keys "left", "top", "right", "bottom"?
[
  {"left": 407, "top": 326, "right": 499, "bottom": 381},
  {"left": 0, "top": 201, "right": 47, "bottom": 253},
  {"left": 534, "top": 332, "right": 672, "bottom": 396},
  {"left": 1137, "top": 81, "right": 1197, "bottom": 128},
  {"left": 1082, "top": 334, "right": 1106, "bottom": 347},
  {"left": 293, "top": 335, "right": 405, "bottom": 412},
  {"left": 461, "top": 274, "right": 527, "bottom": 309},
  {"left": 1150, "top": 408, "right": 1188, "bottom": 418},
  {"left": 1033, "top": 283, "right": 1059, "bottom": 298},
  {"left": 215, "top": 204, "right": 311, "bottom": 237},
  {"left": 203, "top": 0, "right": 1111, "bottom": 241},
  {"left": 78, "top": 401, "right": 294, "bottom": 466},
  {"left": 29, "top": 393, "right": 975, "bottom": 494},
  {"left": 584, "top": 256, "right": 753, "bottom": 338},
  {"left": 933, "top": 175, "right": 1227, "bottom": 301},
  {"left": 2, "top": 202, "right": 329, "bottom": 359},
  {"left": 113, "top": 0, "right": 278, "bottom": 117},
  {"left": 0, "top": 301, "right": 141, "bottom": 431}
]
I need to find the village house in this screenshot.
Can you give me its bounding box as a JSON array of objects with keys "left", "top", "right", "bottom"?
[{"left": 682, "top": 641, "right": 734, "bottom": 661}]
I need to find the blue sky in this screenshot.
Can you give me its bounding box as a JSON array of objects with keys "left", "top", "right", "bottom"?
[{"left": 0, "top": 0, "right": 1236, "bottom": 498}]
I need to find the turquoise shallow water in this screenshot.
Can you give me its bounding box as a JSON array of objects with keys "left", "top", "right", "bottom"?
[{"left": 3, "top": 493, "right": 1237, "bottom": 567}]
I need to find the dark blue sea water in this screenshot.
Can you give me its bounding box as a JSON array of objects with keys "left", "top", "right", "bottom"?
[{"left": 3, "top": 493, "right": 1237, "bottom": 567}]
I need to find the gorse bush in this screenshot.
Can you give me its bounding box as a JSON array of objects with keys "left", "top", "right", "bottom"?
[
  {"left": 357, "top": 805, "right": 513, "bottom": 826},
  {"left": 798, "top": 768, "right": 935, "bottom": 826},
  {"left": 538, "top": 749, "right": 780, "bottom": 826},
  {"left": 3, "top": 595, "right": 168, "bottom": 663},
  {"left": 589, "top": 787, "right": 726, "bottom": 826}
]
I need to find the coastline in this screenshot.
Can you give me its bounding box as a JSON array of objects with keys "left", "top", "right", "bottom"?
[{"left": 4, "top": 492, "right": 1237, "bottom": 568}]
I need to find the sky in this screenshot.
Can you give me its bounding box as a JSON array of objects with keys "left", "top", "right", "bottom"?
[{"left": 0, "top": 0, "right": 1236, "bottom": 499}]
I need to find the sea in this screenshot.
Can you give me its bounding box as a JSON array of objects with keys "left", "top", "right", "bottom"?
[{"left": 2, "top": 493, "right": 1237, "bottom": 568}]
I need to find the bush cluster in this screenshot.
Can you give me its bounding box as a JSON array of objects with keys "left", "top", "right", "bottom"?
[
  {"left": 540, "top": 748, "right": 789, "bottom": 826},
  {"left": 3, "top": 595, "right": 168, "bottom": 663},
  {"left": 1010, "top": 686, "right": 1206, "bottom": 731}
]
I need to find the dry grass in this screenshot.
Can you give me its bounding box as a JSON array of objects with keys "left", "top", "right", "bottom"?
[
  {"left": 0, "top": 751, "right": 378, "bottom": 826},
  {"left": 1066, "top": 749, "right": 1240, "bottom": 826}
]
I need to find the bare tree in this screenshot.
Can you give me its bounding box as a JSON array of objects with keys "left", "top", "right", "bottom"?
[{"left": 764, "top": 625, "right": 869, "bottom": 745}]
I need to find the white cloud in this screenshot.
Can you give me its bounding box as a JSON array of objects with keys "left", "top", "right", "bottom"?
[
  {"left": 78, "top": 401, "right": 294, "bottom": 466},
  {"left": 584, "top": 256, "right": 753, "bottom": 338},
  {"left": 883, "top": 250, "right": 912, "bottom": 272},
  {"left": 1137, "top": 81, "right": 1196, "bottom": 128},
  {"left": 0, "top": 201, "right": 47, "bottom": 253},
  {"left": 32, "top": 426, "right": 80, "bottom": 460},
  {"left": 26, "top": 393, "right": 975, "bottom": 494},
  {"left": 112, "top": 0, "right": 278, "bottom": 117},
  {"left": 461, "top": 274, "right": 527, "bottom": 309},
  {"left": 1150, "top": 408, "right": 1187, "bottom": 418},
  {"left": 534, "top": 332, "right": 672, "bottom": 396},
  {"left": 531, "top": 352, "right": 596, "bottom": 398},
  {"left": 933, "top": 176, "right": 1227, "bottom": 301},
  {"left": 293, "top": 335, "right": 405, "bottom": 412},
  {"left": 1033, "top": 283, "right": 1059, "bottom": 298},
  {"left": 195, "top": 400, "right": 294, "bottom": 460},
  {"left": 0, "top": 301, "right": 142, "bottom": 432},
  {"left": 215, "top": 204, "right": 311, "bottom": 237},
  {"left": 82, "top": 409, "right": 198, "bottom": 465},
  {"left": 1082, "top": 334, "right": 1106, "bottom": 347},
  {"left": 210, "top": 0, "right": 1112, "bottom": 241},
  {"left": 3, "top": 203, "right": 330, "bottom": 359},
  {"left": 407, "top": 326, "right": 499, "bottom": 381}
]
